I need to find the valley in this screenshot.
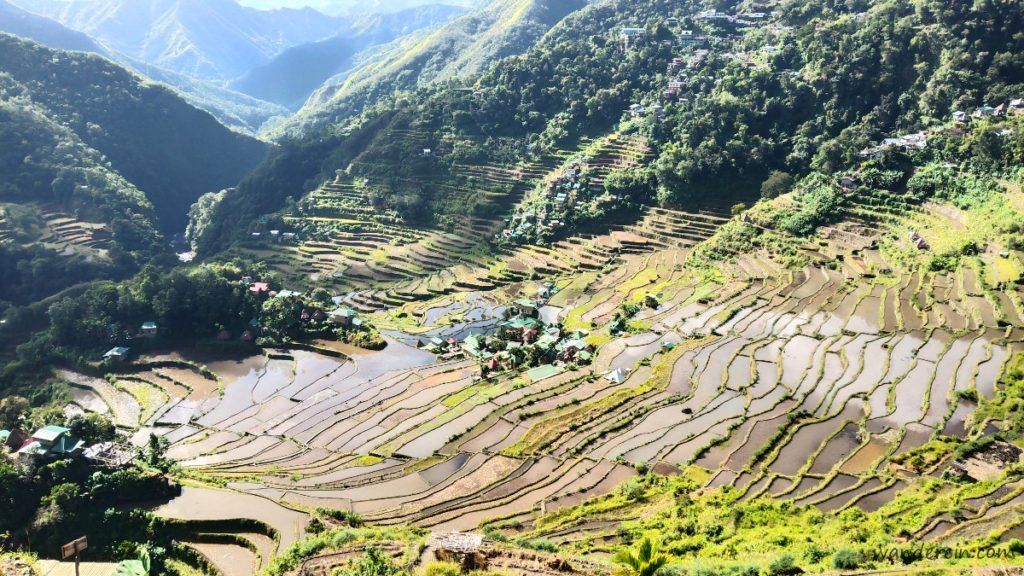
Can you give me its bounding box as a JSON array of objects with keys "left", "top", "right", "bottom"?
[{"left": 3, "top": 0, "right": 1024, "bottom": 575}]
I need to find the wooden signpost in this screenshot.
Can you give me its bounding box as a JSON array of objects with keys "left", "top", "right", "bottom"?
[{"left": 61, "top": 536, "right": 88, "bottom": 576}]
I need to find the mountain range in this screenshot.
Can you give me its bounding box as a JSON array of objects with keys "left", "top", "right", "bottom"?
[
  {"left": 277, "top": 0, "right": 585, "bottom": 135},
  {"left": 0, "top": 33, "right": 267, "bottom": 235},
  {"left": 1, "top": 0, "right": 467, "bottom": 128},
  {"left": 229, "top": 4, "right": 467, "bottom": 109},
  {"left": 8, "top": 0, "right": 348, "bottom": 81},
  {"left": 237, "top": 0, "right": 478, "bottom": 16}
]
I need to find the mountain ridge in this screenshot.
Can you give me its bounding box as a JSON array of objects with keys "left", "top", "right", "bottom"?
[{"left": 9, "top": 0, "right": 349, "bottom": 81}]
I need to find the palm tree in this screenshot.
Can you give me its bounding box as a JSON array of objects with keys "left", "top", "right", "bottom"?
[{"left": 612, "top": 537, "right": 668, "bottom": 576}]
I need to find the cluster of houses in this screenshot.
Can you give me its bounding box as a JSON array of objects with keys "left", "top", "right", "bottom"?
[
  {"left": 1, "top": 425, "right": 84, "bottom": 466},
  {"left": 500, "top": 160, "right": 613, "bottom": 243},
  {"left": 695, "top": 8, "right": 770, "bottom": 26},
  {"left": 629, "top": 103, "right": 666, "bottom": 119},
  {"left": 859, "top": 131, "right": 929, "bottom": 159},
  {"left": 859, "top": 99, "right": 1023, "bottom": 159},
  {"left": 250, "top": 229, "right": 299, "bottom": 244},
  {"left": 99, "top": 280, "right": 368, "bottom": 354},
  {"left": 99, "top": 320, "right": 159, "bottom": 363},
  {"left": 422, "top": 293, "right": 594, "bottom": 375},
  {"left": 1, "top": 425, "right": 133, "bottom": 468},
  {"left": 953, "top": 100, "right": 1024, "bottom": 123}
]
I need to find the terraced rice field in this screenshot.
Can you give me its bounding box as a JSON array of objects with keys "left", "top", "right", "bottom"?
[
  {"left": 61, "top": 169, "right": 1024, "bottom": 568},
  {"left": 0, "top": 203, "right": 113, "bottom": 259}
]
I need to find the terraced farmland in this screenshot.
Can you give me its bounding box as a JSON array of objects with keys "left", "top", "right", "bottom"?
[
  {"left": 231, "top": 135, "right": 657, "bottom": 293},
  {"left": 0, "top": 203, "right": 113, "bottom": 258},
  {"left": 58, "top": 167, "right": 1024, "bottom": 573}
]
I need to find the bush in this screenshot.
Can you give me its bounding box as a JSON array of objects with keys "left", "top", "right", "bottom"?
[
  {"left": 766, "top": 554, "right": 800, "bottom": 576},
  {"left": 316, "top": 508, "right": 364, "bottom": 527},
  {"left": 831, "top": 549, "right": 861, "bottom": 570},
  {"left": 761, "top": 171, "right": 795, "bottom": 199},
  {"left": 519, "top": 538, "right": 559, "bottom": 553}
]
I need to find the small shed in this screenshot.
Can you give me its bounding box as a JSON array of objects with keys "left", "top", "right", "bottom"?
[
  {"left": 103, "top": 347, "right": 131, "bottom": 362},
  {"left": 605, "top": 368, "right": 629, "bottom": 384}
]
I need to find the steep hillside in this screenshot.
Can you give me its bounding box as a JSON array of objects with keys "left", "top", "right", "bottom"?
[
  {"left": 230, "top": 4, "right": 466, "bottom": 109},
  {"left": 0, "top": 0, "right": 287, "bottom": 133},
  {"left": 9, "top": 0, "right": 348, "bottom": 81},
  {"left": 239, "top": 0, "right": 477, "bottom": 16},
  {"left": 197, "top": 0, "right": 1024, "bottom": 254},
  {"left": 0, "top": 94, "right": 161, "bottom": 309},
  {"left": 123, "top": 59, "right": 289, "bottom": 133},
  {"left": 0, "top": 0, "right": 103, "bottom": 53},
  {"left": 0, "top": 34, "right": 268, "bottom": 233},
  {"left": 275, "top": 0, "right": 587, "bottom": 135}
]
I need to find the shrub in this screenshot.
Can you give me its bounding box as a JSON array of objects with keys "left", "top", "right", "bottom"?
[
  {"left": 766, "top": 554, "right": 800, "bottom": 576},
  {"left": 831, "top": 549, "right": 861, "bottom": 570},
  {"left": 761, "top": 171, "right": 794, "bottom": 199},
  {"left": 520, "top": 538, "right": 559, "bottom": 553},
  {"left": 316, "top": 508, "right": 364, "bottom": 527}
]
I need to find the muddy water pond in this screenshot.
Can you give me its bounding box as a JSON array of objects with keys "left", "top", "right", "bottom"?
[{"left": 154, "top": 486, "right": 308, "bottom": 549}]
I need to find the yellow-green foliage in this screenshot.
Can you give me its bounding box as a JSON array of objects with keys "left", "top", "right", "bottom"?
[
  {"left": 522, "top": 472, "right": 1024, "bottom": 573},
  {"left": 422, "top": 561, "right": 461, "bottom": 576},
  {"left": 264, "top": 526, "right": 427, "bottom": 576},
  {"left": 353, "top": 454, "right": 384, "bottom": 467},
  {"left": 974, "top": 352, "right": 1024, "bottom": 432},
  {"left": 503, "top": 338, "right": 708, "bottom": 457}
]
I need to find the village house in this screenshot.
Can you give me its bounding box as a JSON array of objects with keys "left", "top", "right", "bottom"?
[
  {"left": 952, "top": 110, "right": 969, "bottom": 123},
  {"left": 696, "top": 9, "right": 734, "bottom": 22},
  {"left": 0, "top": 429, "right": 27, "bottom": 452},
  {"left": 678, "top": 30, "right": 707, "bottom": 47},
  {"left": 839, "top": 176, "right": 857, "bottom": 191},
  {"left": 605, "top": 368, "right": 628, "bottom": 384},
  {"left": 13, "top": 425, "right": 84, "bottom": 465},
  {"left": 103, "top": 346, "right": 131, "bottom": 363},
  {"left": 973, "top": 105, "right": 996, "bottom": 119},
  {"left": 1010, "top": 99, "right": 1024, "bottom": 114},
  {"left": 329, "top": 307, "right": 359, "bottom": 327},
  {"left": 513, "top": 298, "right": 540, "bottom": 318},
  {"left": 249, "top": 282, "right": 270, "bottom": 295},
  {"left": 139, "top": 321, "right": 158, "bottom": 338},
  {"left": 619, "top": 26, "right": 647, "bottom": 49},
  {"left": 501, "top": 315, "right": 542, "bottom": 341},
  {"left": 859, "top": 132, "right": 927, "bottom": 158},
  {"left": 664, "top": 80, "right": 686, "bottom": 99}
]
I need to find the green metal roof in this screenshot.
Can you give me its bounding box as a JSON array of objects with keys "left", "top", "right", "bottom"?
[
  {"left": 527, "top": 364, "right": 563, "bottom": 382},
  {"left": 34, "top": 425, "right": 70, "bottom": 443},
  {"left": 503, "top": 317, "right": 541, "bottom": 330}
]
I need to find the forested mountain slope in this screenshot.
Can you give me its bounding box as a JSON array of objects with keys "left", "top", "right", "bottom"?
[
  {"left": 273, "top": 0, "right": 587, "bottom": 136},
  {"left": 9, "top": 0, "right": 348, "bottom": 81},
  {"left": 0, "top": 0, "right": 289, "bottom": 134},
  {"left": 0, "top": 92, "right": 161, "bottom": 311},
  {"left": 0, "top": 0, "right": 103, "bottom": 53},
  {"left": 193, "top": 0, "right": 1024, "bottom": 254},
  {"left": 229, "top": 4, "right": 467, "bottom": 109},
  {"left": 0, "top": 34, "right": 268, "bottom": 233}
]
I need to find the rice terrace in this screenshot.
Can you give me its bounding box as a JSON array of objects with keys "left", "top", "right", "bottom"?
[{"left": 2, "top": 0, "right": 1024, "bottom": 576}]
